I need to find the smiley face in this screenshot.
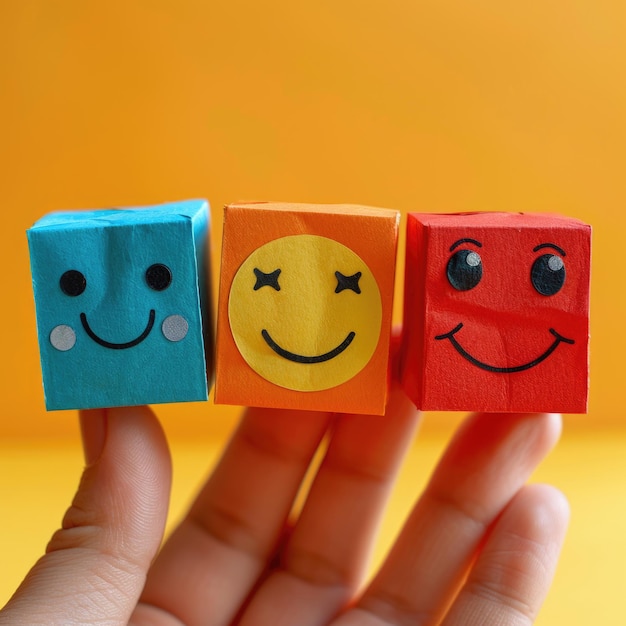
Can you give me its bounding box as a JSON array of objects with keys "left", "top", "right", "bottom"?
[
  {"left": 228, "top": 235, "right": 382, "bottom": 391},
  {"left": 50, "top": 264, "right": 188, "bottom": 351},
  {"left": 434, "top": 239, "right": 575, "bottom": 372}
]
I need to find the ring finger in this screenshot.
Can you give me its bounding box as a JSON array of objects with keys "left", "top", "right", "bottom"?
[{"left": 332, "top": 411, "right": 562, "bottom": 626}]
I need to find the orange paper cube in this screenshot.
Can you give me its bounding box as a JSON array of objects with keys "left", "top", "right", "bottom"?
[
  {"left": 401, "top": 212, "right": 591, "bottom": 413},
  {"left": 215, "top": 202, "right": 400, "bottom": 414}
]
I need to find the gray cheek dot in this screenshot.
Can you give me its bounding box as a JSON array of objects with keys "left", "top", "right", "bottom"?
[
  {"left": 50, "top": 325, "right": 76, "bottom": 351},
  {"left": 162, "top": 315, "right": 189, "bottom": 342}
]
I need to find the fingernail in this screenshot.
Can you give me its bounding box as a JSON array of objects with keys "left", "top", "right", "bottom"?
[{"left": 79, "top": 409, "right": 108, "bottom": 466}]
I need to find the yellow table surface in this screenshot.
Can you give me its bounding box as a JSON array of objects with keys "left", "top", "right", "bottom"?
[{"left": 1, "top": 417, "right": 624, "bottom": 625}]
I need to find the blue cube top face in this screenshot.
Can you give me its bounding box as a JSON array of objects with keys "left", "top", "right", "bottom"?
[{"left": 27, "top": 200, "right": 211, "bottom": 410}]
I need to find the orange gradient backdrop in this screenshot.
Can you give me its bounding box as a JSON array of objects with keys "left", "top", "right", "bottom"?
[
  {"left": 3, "top": 1, "right": 623, "bottom": 437},
  {"left": 1, "top": 2, "right": 625, "bottom": 622}
]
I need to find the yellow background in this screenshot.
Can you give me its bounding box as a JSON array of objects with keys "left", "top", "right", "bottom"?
[{"left": 1, "top": 1, "right": 624, "bottom": 623}]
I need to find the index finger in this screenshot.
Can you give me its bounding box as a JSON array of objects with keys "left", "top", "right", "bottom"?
[{"left": 137, "top": 406, "right": 333, "bottom": 626}]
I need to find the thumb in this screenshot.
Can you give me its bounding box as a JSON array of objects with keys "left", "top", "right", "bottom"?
[{"left": 0, "top": 405, "right": 172, "bottom": 625}]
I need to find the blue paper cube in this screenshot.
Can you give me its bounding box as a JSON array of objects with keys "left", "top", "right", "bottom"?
[{"left": 27, "top": 200, "right": 212, "bottom": 410}]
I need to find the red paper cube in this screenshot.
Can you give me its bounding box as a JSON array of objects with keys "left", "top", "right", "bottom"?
[{"left": 401, "top": 212, "right": 591, "bottom": 413}]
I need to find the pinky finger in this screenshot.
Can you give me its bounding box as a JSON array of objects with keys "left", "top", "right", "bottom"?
[{"left": 442, "top": 484, "right": 570, "bottom": 626}]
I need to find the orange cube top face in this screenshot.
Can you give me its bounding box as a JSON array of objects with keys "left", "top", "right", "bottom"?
[
  {"left": 401, "top": 212, "right": 591, "bottom": 413},
  {"left": 215, "top": 202, "right": 400, "bottom": 414}
]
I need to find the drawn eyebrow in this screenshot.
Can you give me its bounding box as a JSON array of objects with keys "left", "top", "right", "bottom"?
[
  {"left": 450, "top": 238, "right": 482, "bottom": 252},
  {"left": 533, "top": 243, "right": 566, "bottom": 257}
]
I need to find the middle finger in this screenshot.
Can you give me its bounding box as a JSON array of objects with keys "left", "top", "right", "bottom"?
[{"left": 239, "top": 385, "right": 420, "bottom": 626}]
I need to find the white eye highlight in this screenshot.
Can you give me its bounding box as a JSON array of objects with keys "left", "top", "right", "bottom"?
[
  {"left": 548, "top": 255, "right": 564, "bottom": 271},
  {"left": 465, "top": 251, "right": 481, "bottom": 267}
]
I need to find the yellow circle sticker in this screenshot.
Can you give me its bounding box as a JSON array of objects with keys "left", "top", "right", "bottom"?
[{"left": 228, "top": 235, "right": 383, "bottom": 391}]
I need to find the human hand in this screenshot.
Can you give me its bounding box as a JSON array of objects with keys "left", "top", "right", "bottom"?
[{"left": 0, "top": 383, "right": 568, "bottom": 625}]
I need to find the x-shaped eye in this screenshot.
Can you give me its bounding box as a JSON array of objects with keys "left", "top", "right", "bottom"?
[
  {"left": 335, "top": 271, "right": 361, "bottom": 294},
  {"left": 253, "top": 268, "right": 281, "bottom": 291}
]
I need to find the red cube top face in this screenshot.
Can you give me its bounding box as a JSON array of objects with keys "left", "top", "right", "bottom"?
[{"left": 402, "top": 212, "right": 591, "bottom": 413}]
